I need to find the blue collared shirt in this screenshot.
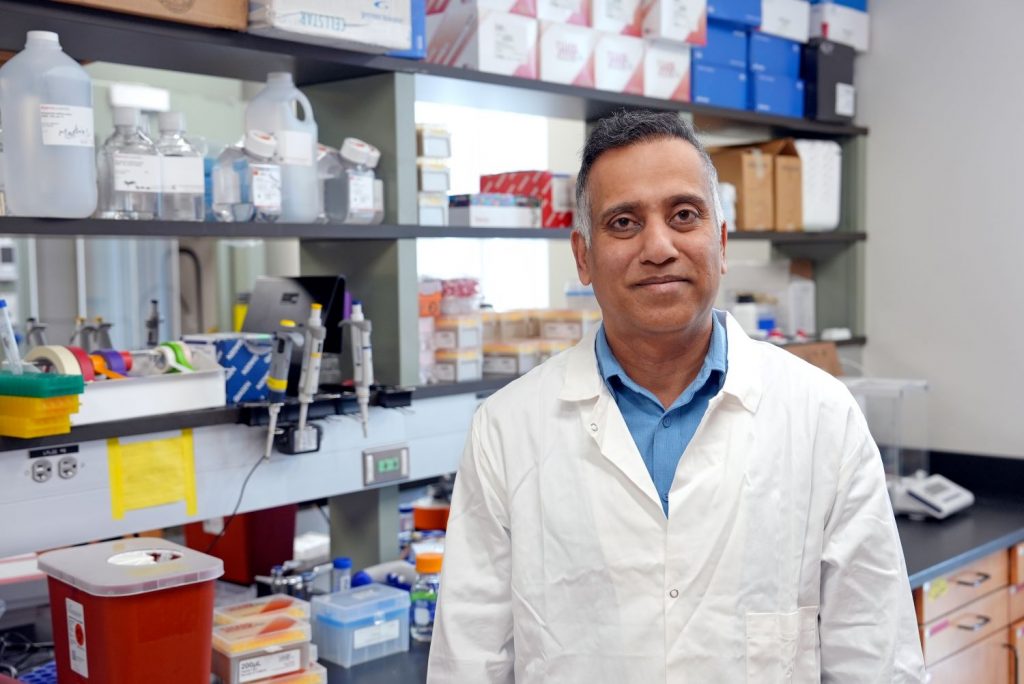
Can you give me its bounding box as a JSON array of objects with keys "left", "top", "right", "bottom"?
[{"left": 595, "top": 312, "right": 728, "bottom": 516}]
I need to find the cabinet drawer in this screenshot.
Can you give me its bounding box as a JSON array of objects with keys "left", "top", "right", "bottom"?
[
  {"left": 1013, "top": 620, "right": 1024, "bottom": 684},
  {"left": 1012, "top": 583, "right": 1024, "bottom": 625},
  {"left": 915, "top": 550, "right": 1009, "bottom": 623},
  {"left": 1012, "top": 544, "right": 1024, "bottom": 586},
  {"left": 928, "top": 629, "right": 1011, "bottom": 684},
  {"left": 920, "top": 588, "right": 1009, "bottom": 665}
]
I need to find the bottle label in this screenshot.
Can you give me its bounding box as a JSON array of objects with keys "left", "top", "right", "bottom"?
[
  {"left": 346, "top": 174, "right": 375, "bottom": 221},
  {"left": 251, "top": 163, "right": 282, "bottom": 210},
  {"left": 113, "top": 153, "right": 161, "bottom": 193},
  {"left": 278, "top": 130, "right": 314, "bottom": 167},
  {"left": 161, "top": 156, "right": 204, "bottom": 194},
  {"left": 40, "top": 104, "right": 95, "bottom": 147}
]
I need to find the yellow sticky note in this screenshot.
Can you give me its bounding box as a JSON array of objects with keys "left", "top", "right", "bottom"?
[{"left": 108, "top": 430, "right": 197, "bottom": 520}]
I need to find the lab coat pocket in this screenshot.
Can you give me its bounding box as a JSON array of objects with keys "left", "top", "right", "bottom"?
[{"left": 746, "top": 606, "right": 820, "bottom": 683}]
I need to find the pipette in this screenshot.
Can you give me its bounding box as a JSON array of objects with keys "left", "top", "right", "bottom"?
[
  {"left": 342, "top": 301, "right": 374, "bottom": 438},
  {"left": 297, "top": 303, "right": 326, "bottom": 431},
  {"left": 0, "top": 300, "right": 23, "bottom": 375},
  {"left": 266, "top": 322, "right": 303, "bottom": 459}
]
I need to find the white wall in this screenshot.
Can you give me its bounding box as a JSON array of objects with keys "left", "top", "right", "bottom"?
[{"left": 858, "top": 2, "right": 1024, "bottom": 458}]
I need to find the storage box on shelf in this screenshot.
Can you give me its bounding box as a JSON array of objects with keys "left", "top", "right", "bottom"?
[
  {"left": 759, "top": 0, "right": 810, "bottom": 43},
  {"left": 248, "top": 0, "right": 413, "bottom": 53},
  {"left": 808, "top": 0, "right": 869, "bottom": 52},
  {"left": 427, "top": 2, "right": 539, "bottom": 77},
  {"left": 54, "top": 0, "right": 248, "bottom": 30},
  {"left": 640, "top": 0, "right": 708, "bottom": 46}
]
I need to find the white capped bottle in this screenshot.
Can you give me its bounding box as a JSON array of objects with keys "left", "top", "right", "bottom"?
[
  {"left": 244, "top": 72, "right": 318, "bottom": 223},
  {"left": 212, "top": 130, "right": 282, "bottom": 223},
  {"left": 156, "top": 111, "right": 204, "bottom": 222},
  {"left": 0, "top": 31, "right": 97, "bottom": 218},
  {"left": 97, "top": 107, "right": 160, "bottom": 220},
  {"left": 325, "top": 138, "right": 380, "bottom": 225},
  {"left": 316, "top": 143, "right": 341, "bottom": 224}
]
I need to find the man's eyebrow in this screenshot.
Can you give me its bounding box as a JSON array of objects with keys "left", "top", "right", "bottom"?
[
  {"left": 666, "top": 193, "right": 710, "bottom": 210},
  {"left": 598, "top": 201, "right": 641, "bottom": 224}
]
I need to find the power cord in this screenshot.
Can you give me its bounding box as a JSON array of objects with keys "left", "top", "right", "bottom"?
[{"left": 205, "top": 453, "right": 267, "bottom": 555}]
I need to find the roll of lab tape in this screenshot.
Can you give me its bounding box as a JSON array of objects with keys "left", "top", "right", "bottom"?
[
  {"left": 157, "top": 343, "right": 192, "bottom": 373},
  {"left": 90, "top": 353, "right": 125, "bottom": 380},
  {"left": 25, "top": 345, "right": 85, "bottom": 377},
  {"left": 119, "top": 351, "right": 133, "bottom": 372},
  {"left": 95, "top": 349, "right": 128, "bottom": 375},
  {"left": 64, "top": 346, "right": 97, "bottom": 381}
]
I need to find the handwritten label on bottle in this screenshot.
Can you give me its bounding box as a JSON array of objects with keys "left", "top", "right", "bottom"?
[
  {"left": 40, "top": 104, "right": 94, "bottom": 147},
  {"left": 113, "top": 154, "right": 161, "bottom": 193}
]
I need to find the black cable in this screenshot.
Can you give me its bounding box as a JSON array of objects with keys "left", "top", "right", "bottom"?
[
  {"left": 318, "top": 504, "right": 331, "bottom": 527},
  {"left": 205, "top": 453, "right": 266, "bottom": 555}
]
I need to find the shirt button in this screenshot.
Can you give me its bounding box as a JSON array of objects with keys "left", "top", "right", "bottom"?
[
  {"left": 589, "top": 423, "right": 598, "bottom": 432},
  {"left": 662, "top": 417, "right": 671, "bottom": 428},
  {"left": 669, "top": 589, "right": 679, "bottom": 599}
]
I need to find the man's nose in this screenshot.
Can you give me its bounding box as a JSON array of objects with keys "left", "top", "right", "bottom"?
[{"left": 639, "top": 219, "right": 679, "bottom": 265}]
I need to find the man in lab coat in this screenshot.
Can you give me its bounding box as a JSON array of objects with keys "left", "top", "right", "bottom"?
[{"left": 427, "top": 110, "right": 925, "bottom": 682}]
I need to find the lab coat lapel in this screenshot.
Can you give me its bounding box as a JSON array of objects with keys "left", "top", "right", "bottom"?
[{"left": 583, "top": 391, "right": 663, "bottom": 511}]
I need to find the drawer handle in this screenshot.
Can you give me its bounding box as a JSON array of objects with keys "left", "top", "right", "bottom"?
[
  {"left": 955, "top": 615, "right": 991, "bottom": 632},
  {"left": 954, "top": 571, "right": 991, "bottom": 587}
]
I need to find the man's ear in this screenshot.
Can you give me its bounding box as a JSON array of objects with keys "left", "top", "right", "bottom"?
[{"left": 571, "top": 230, "right": 592, "bottom": 285}]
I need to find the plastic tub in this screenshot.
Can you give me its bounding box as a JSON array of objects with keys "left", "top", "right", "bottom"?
[
  {"left": 215, "top": 594, "right": 311, "bottom": 625},
  {"left": 538, "top": 338, "right": 574, "bottom": 363},
  {"left": 496, "top": 311, "right": 530, "bottom": 340},
  {"left": 434, "top": 349, "right": 482, "bottom": 383},
  {"left": 537, "top": 309, "right": 602, "bottom": 341},
  {"left": 249, "top": 662, "right": 327, "bottom": 683},
  {"left": 483, "top": 340, "right": 540, "bottom": 376},
  {"left": 212, "top": 616, "right": 312, "bottom": 684},
  {"left": 312, "top": 584, "right": 410, "bottom": 668},
  {"left": 434, "top": 315, "right": 483, "bottom": 349},
  {"left": 37, "top": 538, "right": 223, "bottom": 684}
]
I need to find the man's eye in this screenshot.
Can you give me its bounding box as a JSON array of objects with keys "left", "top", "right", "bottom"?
[
  {"left": 675, "top": 209, "right": 699, "bottom": 223},
  {"left": 610, "top": 217, "right": 638, "bottom": 230}
]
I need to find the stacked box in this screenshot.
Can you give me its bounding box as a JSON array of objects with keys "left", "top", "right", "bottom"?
[
  {"left": 449, "top": 193, "right": 542, "bottom": 227},
  {"left": 690, "top": 20, "right": 747, "bottom": 108},
  {"left": 417, "top": 125, "right": 452, "bottom": 226},
  {"left": 801, "top": 38, "right": 855, "bottom": 123},
  {"left": 640, "top": 0, "right": 707, "bottom": 46},
  {"left": 808, "top": 0, "right": 868, "bottom": 52},
  {"left": 539, "top": 21, "right": 598, "bottom": 86},
  {"left": 643, "top": 40, "right": 692, "bottom": 101},
  {"left": 760, "top": 0, "right": 810, "bottom": 43},
  {"left": 480, "top": 171, "right": 574, "bottom": 228},
  {"left": 249, "top": 0, "right": 413, "bottom": 53},
  {"left": 212, "top": 614, "right": 318, "bottom": 684},
  {"left": 427, "top": 0, "right": 539, "bottom": 77}
]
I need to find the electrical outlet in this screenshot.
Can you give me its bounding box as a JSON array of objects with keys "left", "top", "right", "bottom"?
[
  {"left": 31, "top": 459, "right": 53, "bottom": 483},
  {"left": 58, "top": 456, "right": 78, "bottom": 479}
]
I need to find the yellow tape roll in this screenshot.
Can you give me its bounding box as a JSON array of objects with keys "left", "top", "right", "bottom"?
[{"left": 25, "top": 345, "right": 84, "bottom": 376}]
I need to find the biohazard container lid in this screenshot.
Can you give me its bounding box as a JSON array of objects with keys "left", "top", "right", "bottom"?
[{"left": 37, "top": 538, "right": 223, "bottom": 597}]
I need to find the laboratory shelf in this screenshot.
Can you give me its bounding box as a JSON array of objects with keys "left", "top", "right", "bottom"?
[
  {"left": 0, "top": 218, "right": 867, "bottom": 245},
  {"left": 0, "top": 0, "right": 867, "bottom": 136}
]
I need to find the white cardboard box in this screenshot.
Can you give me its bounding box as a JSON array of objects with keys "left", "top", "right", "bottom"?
[
  {"left": 249, "top": 0, "right": 412, "bottom": 53},
  {"left": 760, "top": 0, "right": 810, "bottom": 43},
  {"left": 449, "top": 203, "right": 542, "bottom": 227},
  {"left": 428, "top": 4, "right": 539, "bottom": 77},
  {"left": 428, "top": 0, "right": 538, "bottom": 16},
  {"left": 539, "top": 22, "right": 598, "bottom": 86},
  {"left": 419, "top": 192, "right": 449, "bottom": 226},
  {"left": 641, "top": 0, "right": 707, "bottom": 46},
  {"left": 537, "top": 0, "right": 591, "bottom": 25},
  {"left": 809, "top": 3, "right": 869, "bottom": 52},
  {"left": 595, "top": 33, "right": 645, "bottom": 94},
  {"left": 591, "top": 0, "right": 641, "bottom": 34},
  {"left": 643, "top": 40, "right": 691, "bottom": 100}
]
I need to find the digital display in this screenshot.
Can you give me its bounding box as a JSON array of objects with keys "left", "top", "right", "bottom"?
[
  {"left": 377, "top": 457, "right": 401, "bottom": 474},
  {"left": 924, "top": 482, "right": 948, "bottom": 496}
]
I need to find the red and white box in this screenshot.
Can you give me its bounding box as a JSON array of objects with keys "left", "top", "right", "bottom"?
[
  {"left": 540, "top": 22, "right": 598, "bottom": 86},
  {"left": 810, "top": 3, "right": 869, "bottom": 52},
  {"left": 643, "top": 39, "right": 691, "bottom": 100},
  {"left": 428, "top": 2, "right": 539, "bottom": 77},
  {"left": 537, "top": 0, "right": 590, "bottom": 25},
  {"left": 640, "top": 0, "right": 706, "bottom": 46},
  {"left": 427, "top": 0, "right": 537, "bottom": 16},
  {"left": 480, "top": 170, "right": 575, "bottom": 227},
  {"left": 595, "top": 33, "right": 644, "bottom": 94},
  {"left": 591, "top": 0, "right": 641, "bottom": 35}
]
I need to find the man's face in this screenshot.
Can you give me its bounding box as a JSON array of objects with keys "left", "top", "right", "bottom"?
[{"left": 571, "top": 138, "right": 727, "bottom": 339}]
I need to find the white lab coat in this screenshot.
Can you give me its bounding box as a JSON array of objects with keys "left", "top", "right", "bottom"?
[{"left": 427, "top": 313, "right": 926, "bottom": 683}]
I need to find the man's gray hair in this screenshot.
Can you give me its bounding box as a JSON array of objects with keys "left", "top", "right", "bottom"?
[{"left": 574, "top": 110, "right": 723, "bottom": 247}]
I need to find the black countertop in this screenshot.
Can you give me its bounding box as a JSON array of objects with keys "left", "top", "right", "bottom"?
[{"left": 325, "top": 640, "right": 430, "bottom": 684}]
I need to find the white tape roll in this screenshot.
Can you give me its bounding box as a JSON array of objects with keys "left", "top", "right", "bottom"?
[
  {"left": 155, "top": 345, "right": 191, "bottom": 374},
  {"left": 25, "top": 345, "right": 83, "bottom": 376}
]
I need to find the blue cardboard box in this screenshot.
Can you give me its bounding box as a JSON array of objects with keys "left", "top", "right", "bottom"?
[
  {"left": 707, "top": 0, "right": 761, "bottom": 27},
  {"left": 182, "top": 333, "right": 272, "bottom": 404},
  {"left": 692, "top": 64, "right": 748, "bottom": 110},
  {"left": 810, "top": 0, "right": 866, "bottom": 11},
  {"left": 749, "top": 32, "right": 801, "bottom": 77},
  {"left": 692, "top": 22, "right": 748, "bottom": 70},
  {"left": 388, "top": 0, "right": 426, "bottom": 59},
  {"left": 751, "top": 73, "right": 805, "bottom": 117}
]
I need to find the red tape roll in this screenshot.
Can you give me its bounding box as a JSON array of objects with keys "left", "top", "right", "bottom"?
[
  {"left": 97, "top": 349, "right": 127, "bottom": 374},
  {"left": 119, "top": 351, "right": 133, "bottom": 372},
  {"left": 64, "top": 346, "right": 96, "bottom": 382}
]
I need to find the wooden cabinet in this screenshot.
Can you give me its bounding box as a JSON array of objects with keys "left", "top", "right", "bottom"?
[
  {"left": 921, "top": 588, "right": 1009, "bottom": 664},
  {"left": 1012, "top": 584, "right": 1024, "bottom": 625},
  {"left": 1012, "top": 544, "right": 1024, "bottom": 586},
  {"left": 916, "top": 550, "right": 1009, "bottom": 624},
  {"left": 1012, "top": 620, "right": 1023, "bottom": 684},
  {"left": 928, "top": 630, "right": 1011, "bottom": 684}
]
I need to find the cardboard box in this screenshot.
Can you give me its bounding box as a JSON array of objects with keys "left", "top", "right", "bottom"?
[
  {"left": 449, "top": 194, "right": 542, "bottom": 227},
  {"left": 706, "top": 0, "right": 760, "bottom": 26},
  {"left": 428, "top": 5, "right": 539, "bottom": 77},
  {"left": 591, "top": 0, "right": 642, "bottom": 35},
  {"left": 418, "top": 159, "right": 451, "bottom": 192},
  {"left": 54, "top": 0, "right": 247, "bottom": 30},
  {"left": 709, "top": 146, "right": 773, "bottom": 230},
  {"left": 801, "top": 39, "right": 854, "bottom": 122},
  {"left": 809, "top": 0, "right": 865, "bottom": 11},
  {"left": 691, "top": 22, "right": 747, "bottom": 69},
  {"left": 749, "top": 32, "right": 801, "bottom": 77},
  {"left": 417, "top": 125, "right": 452, "bottom": 158},
  {"left": 643, "top": 40, "right": 691, "bottom": 101},
  {"left": 758, "top": 138, "right": 803, "bottom": 231},
  {"left": 249, "top": 0, "right": 411, "bottom": 53},
  {"left": 809, "top": 3, "right": 868, "bottom": 52},
  {"left": 537, "top": 0, "right": 591, "bottom": 25},
  {"left": 480, "top": 171, "right": 574, "bottom": 227},
  {"left": 419, "top": 192, "right": 449, "bottom": 226},
  {"left": 640, "top": 0, "right": 707, "bottom": 46},
  {"left": 181, "top": 333, "right": 272, "bottom": 404},
  {"left": 428, "top": 0, "right": 538, "bottom": 15},
  {"left": 751, "top": 74, "right": 805, "bottom": 118},
  {"left": 691, "top": 64, "right": 747, "bottom": 110},
  {"left": 785, "top": 341, "right": 841, "bottom": 376},
  {"left": 539, "top": 22, "right": 598, "bottom": 86},
  {"left": 390, "top": 0, "right": 428, "bottom": 58},
  {"left": 594, "top": 33, "right": 645, "bottom": 94},
  {"left": 760, "top": 0, "right": 810, "bottom": 43}
]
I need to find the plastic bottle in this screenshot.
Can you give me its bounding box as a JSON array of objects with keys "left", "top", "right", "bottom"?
[
  {"left": 96, "top": 107, "right": 160, "bottom": 220},
  {"left": 155, "top": 111, "right": 204, "bottom": 222},
  {"left": 331, "top": 556, "right": 352, "bottom": 593},
  {"left": 325, "top": 138, "right": 380, "bottom": 225},
  {"left": 410, "top": 552, "right": 443, "bottom": 642},
  {"left": 0, "top": 118, "right": 6, "bottom": 217},
  {"left": 212, "top": 131, "right": 282, "bottom": 223},
  {"left": 372, "top": 179, "right": 385, "bottom": 225},
  {"left": 244, "top": 72, "right": 318, "bottom": 223},
  {"left": 0, "top": 31, "right": 97, "bottom": 218},
  {"left": 316, "top": 144, "right": 341, "bottom": 224},
  {"left": 398, "top": 503, "right": 414, "bottom": 554}
]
